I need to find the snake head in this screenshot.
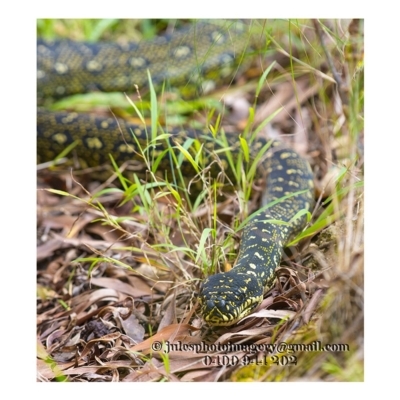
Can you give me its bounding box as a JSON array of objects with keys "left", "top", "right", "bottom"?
[{"left": 199, "top": 270, "right": 264, "bottom": 326}]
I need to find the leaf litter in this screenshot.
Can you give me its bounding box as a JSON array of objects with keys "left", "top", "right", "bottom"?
[{"left": 37, "top": 173, "right": 331, "bottom": 382}]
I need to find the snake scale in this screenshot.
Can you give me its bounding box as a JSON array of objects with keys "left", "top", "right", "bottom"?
[{"left": 37, "top": 21, "right": 314, "bottom": 326}]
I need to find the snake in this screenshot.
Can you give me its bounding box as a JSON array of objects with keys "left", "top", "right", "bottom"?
[{"left": 37, "top": 21, "right": 314, "bottom": 327}]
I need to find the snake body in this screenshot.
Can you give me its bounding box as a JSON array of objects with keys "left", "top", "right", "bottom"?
[
  {"left": 37, "top": 21, "right": 314, "bottom": 326},
  {"left": 199, "top": 142, "right": 313, "bottom": 325},
  {"left": 37, "top": 22, "right": 249, "bottom": 102}
]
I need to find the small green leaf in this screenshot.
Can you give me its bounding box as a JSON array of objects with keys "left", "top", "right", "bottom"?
[{"left": 196, "top": 228, "right": 215, "bottom": 264}]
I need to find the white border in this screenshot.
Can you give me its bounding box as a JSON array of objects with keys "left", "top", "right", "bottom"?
[{"left": 1, "top": 0, "right": 396, "bottom": 395}]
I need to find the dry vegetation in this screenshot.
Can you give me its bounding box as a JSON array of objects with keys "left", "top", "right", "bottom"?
[{"left": 37, "top": 19, "right": 364, "bottom": 382}]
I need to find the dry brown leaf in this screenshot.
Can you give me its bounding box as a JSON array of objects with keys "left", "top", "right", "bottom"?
[
  {"left": 58, "top": 364, "right": 127, "bottom": 377},
  {"left": 181, "top": 368, "right": 221, "bottom": 382},
  {"left": 127, "top": 276, "right": 155, "bottom": 296},
  {"left": 40, "top": 214, "right": 85, "bottom": 230},
  {"left": 157, "top": 291, "right": 176, "bottom": 331},
  {"left": 302, "top": 288, "right": 325, "bottom": 324},
  {"left": 244, "top": 309, "right": 296, "bottom": 321},
  {"left": 129, "top": 323, "right": 199, "bottom": 354},
  {"left": 85, "top": 222, "right": 127, "bottom": 242},
  {"left": 90, "top": 277, "right": 152, "bottom": 298},
  {"left": 159, "top": 357, "right": 207, "bottom": 374},
  {"left": 271, "top": 296, "right": 301, "bottom": 311},
  {"left": 80, "top": 332, "right": 122, "bottom": 358},
  {"left": 217, "top": 327, "right": 274, "bottom": 343},
  {"left": 37, "top": 359, "right": 75, "bottom": 380},
  {"left": 120, "top": 314, "right": 145, "bottom": 342},
  {"left": 122, "top": 359, "right": 165, "bottom": 382},
  {"left": 37, "top": 238, "right": 68, "bottom": 261}
]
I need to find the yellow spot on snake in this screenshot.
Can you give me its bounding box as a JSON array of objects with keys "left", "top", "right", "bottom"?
[
  {"left": 52, "top": 133, "right": 67, "bottom": 145},
  {"left": 211, "top": 31, "right": 226, "bottom": 44},
  {"left": 54, "top": 62, "right": 68, "bottom": 74},
  {"left": 288, "top": 181, "right": 300, "bottom": 187},
  {"left": 280, "top": 152, "right": 292, "bottom": 159},
  {"left": 118, "top": 144, "right": 134, "bottom": 153},
  {"left": 174, "top": 45, "right": 191, "bottom": 58},
  {"left": 86, "top": 137, "right": 102, "bottom": 149},
  {"left": 86, "top": 60, "right": 102, "bottom": 71},
  {"left": 129, "top": 57, "right": 147, "bottom": 68}
]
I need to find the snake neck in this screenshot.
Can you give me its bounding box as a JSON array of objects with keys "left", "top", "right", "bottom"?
[{"left": 234, "top": 204, "right": 295, "bottom": 288}]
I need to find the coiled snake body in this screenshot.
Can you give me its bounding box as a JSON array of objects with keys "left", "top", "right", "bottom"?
[{"left": 37, "top": 22, "right": 314, "bottom": 326}]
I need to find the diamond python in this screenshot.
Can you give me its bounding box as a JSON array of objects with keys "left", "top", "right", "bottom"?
[{"left": 37, "top": 21, "right": 314, "bottom": 326}]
